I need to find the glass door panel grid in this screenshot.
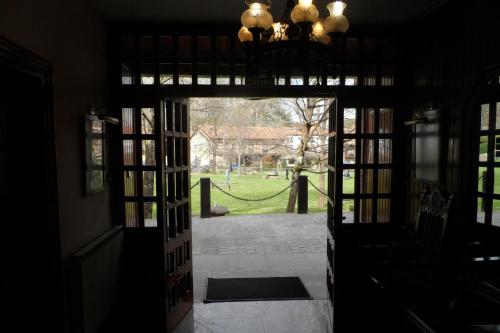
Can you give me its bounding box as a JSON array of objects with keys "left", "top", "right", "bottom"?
[
  {"left": 475, "top": 79, "right": 500, "bottom": 227},
  {"left": 338, "top": 107, "right": 394, "bottom": 224},
  {"left": 121, "top": 106, "right": 163, "bottom": 228}
]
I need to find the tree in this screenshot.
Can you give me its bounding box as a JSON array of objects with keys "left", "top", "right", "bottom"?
[
  {"left": 284, "top": 97, "right": 332, "bottom": 213},
  {"left": 190, "top": 98, "right": 225, "bottom": 173},
  {"left": 228, "top": 99, "right": 253, "bottom": 176}
]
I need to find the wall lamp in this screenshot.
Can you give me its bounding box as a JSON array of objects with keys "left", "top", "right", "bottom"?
[
  {"left": 88, "top": 107, "right": 119, "bottom": 125},
  {"left": 404, "top": 117, "right": 429, "bottom": 127}
]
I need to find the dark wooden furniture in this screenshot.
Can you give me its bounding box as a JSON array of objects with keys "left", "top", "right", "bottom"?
[
  {"left": 369, "top": 188, "right": 453, "bottom": 293},
  {"left": 357, "top": 189, "right": 456, "bottom": 332}
]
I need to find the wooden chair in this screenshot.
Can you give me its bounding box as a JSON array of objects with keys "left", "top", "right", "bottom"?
[{"left": 368, "top": 188, "right": 454, "bottom": 298}]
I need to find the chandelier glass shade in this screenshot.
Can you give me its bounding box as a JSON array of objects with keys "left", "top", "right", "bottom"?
[
  {"left": 290, "top": 0, "right": 319, "bottom": 24},
  {"left": 240, "top": 2, "right": 274, "bottom": 29},
  {"left": 239, "top": 0, "right": 349, "bottom": 68}
]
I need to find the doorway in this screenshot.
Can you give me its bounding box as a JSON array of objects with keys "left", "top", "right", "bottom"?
[{"left": 0, "top": 38, "right": 62, "bottom": 333}]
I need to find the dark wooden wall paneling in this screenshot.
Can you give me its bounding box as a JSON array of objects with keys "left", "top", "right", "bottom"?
[{"left": 403, "top": 0, "right": 500, "bottom": 235}]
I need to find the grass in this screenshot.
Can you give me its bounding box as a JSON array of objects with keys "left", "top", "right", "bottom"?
[
  {"left": 478, "top": 167, "right": 500, "bottom": 210},
  {"left": 190, "top": 171, "right": 354, "bottom": 216}
]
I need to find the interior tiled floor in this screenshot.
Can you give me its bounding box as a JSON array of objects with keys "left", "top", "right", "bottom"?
[{"left": 173, "top": 213, "right": 332, "bottom": 333}]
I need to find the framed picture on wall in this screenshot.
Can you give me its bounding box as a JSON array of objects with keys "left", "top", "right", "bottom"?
[
  {"left": 85, "top": 113, "right": 106, "bottom": 195},
  {"left": 414, "top": 109, "right": 440, "bottom": 183}
]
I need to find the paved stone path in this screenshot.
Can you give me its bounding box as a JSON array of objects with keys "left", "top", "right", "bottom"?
[{"left": 192, "top": 213, "right": 328, "bottom": 302}]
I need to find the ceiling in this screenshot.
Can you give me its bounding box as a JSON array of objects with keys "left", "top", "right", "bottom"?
[{"left": 88, "top": 0, "right": 445, "bottom": 25}]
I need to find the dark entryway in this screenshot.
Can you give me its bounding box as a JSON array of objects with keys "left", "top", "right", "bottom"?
[{"left": 0, "top": 38, "right": 62, "bottom": 333}]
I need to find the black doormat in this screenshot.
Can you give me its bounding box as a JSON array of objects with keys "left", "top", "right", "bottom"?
[{"left": 204, "top": 277, "right": 312, "bottom": 303}]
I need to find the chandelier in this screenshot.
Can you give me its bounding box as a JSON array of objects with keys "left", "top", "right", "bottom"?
[{"left": 238, "top": 0, "right": 349, "bottom": 68}]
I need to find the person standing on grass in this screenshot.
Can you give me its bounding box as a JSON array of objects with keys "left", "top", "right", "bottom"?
[{"left": 225, "top": 165, "right": 233, "bottom": 189}]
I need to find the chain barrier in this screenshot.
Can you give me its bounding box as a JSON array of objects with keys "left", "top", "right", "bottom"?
[
  {"left": 190, "top": 180, "right": 200, "bottom": 190},
  {"left": 210, "top": 180, "right": 296, "bottom": 202},
  {"left": 307, "top": 179, "right": 334, "bottom": 207},
  {"left": 303, "top": 169, "right": 328, "bottom": 175}
]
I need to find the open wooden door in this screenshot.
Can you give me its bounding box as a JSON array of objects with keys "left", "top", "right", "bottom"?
[
  {"left": 119, "top": 98, "right": 192, "bottom": 332},
  {"left": 328, "top": 96, "right": 396, "bottom": 331},
  {"left": 163, "top": 98, "right": 193, "bottom": 332}
]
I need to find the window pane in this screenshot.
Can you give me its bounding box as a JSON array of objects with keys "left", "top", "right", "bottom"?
[
  {"left": 123, "top": 140, "right": 135, "bottom": 166},
  {"left": 141, "top": 108, "right": 155, "bottom": 134},
  {"left": 139, "top": 36, "right": 154, "bottom": 58},
  {"left": 478, "top": 167, "right": 487, "bottom": 193},
  {"left": 379, "top": 139, "right": 392, "bottom": 164},
  {"left": 364, "top": 38, "right": 377, "bottom": 58},
  {"left": 361, "top": 139, "right": 374, "bottom": 164},
  {"left": 345, "top": 65, "right": 358, "bottom": 86},
  {"left": 477, "top": 197, "right": 485, "bottom": 223},
  {"left": 344, "top": 108, "right": 356, "bottom": 134},
  {"left": 345, "top": 76, "right": 358, "bottom": 86},
  {"left": 493, "top": 200, "right": 500, "bottom": 227},
  {"left": 364, "top": 65, "right": 376, "bottom": 86},
  {"left": 479, "top": 135, "right": 490, "bottom": 162},
  {"left": 497, "top": 102, "right": 500, "bottom": 129},
  {"left": 378, "top": 169, "right": 391, "bottom": 194},
  {"left": 481, "top": 104, "right": 490, "bottom": 130},
  {"left": 327, "top": 65, "right": 340, "bottom": 86},
  {"left": 234, "top": 37, "right": 244, "bottom": 58},
  {"left": 159, "top": 36, "right": 174, "bottom": 57},
  {"left": 216, "top": 36, "right": 231, "bottom": 58},
  {"left": 309, "top": 74, "right": 322, "bottom": 86},
  {"left": 379, "top": 109, "right": 393, "bottom": 134},
  {"left": 142, "top": 140, "right": 156, "bottom": 166},
  {"left": 216, "top": 63, "right": 230, "bottom": 85},
  {"left": 140, "top": 63, "right": 154, "bottom": 85},
  {"left": 360, "top": 199, "right": 372, "bottom": 223},
  {"left": 124, "top": 171, "right": 137, "bottom": 196},
  {"left": 144, "top": 202, "right": 157, "bottom": 228},
  {"left": 343, "top": 139, "right": 355, "bottom": 164},
  {"left": 291, "top": 76, "right": 304, "bottom": 86},
  {"left": 121, "top": 63, "right": 136, "bottom": 85},
  {"left": 495, "top": 136, "right": 500, "bottom": 162},
  {"left": 381, "top": 65, "right": 395, "bottom": 86},
  {"left": 122, "top": 108, "right": 135, "bottom": 134},
  {"left": 235, "top": 64, "right": 246, "bottom": 85},
  {"left": 345, "top": 38, "right": 360, "bottom": 60},
  {"left": 343, "top": 199, "right": 354, "bottom": 223},
  {"left": 343, "top": 169, "right": 355, "bottom": 194},
  {"left": 179, "top": 63, "right": 192, "bottom": 85},
  {"left": 360, "top": 169, "right": 373, "bottom": 194},
  {"left": 178, "top": 36, "right": 192, "bottom": 58},
  {"left": 160, "top": 63, "right": 174, "bottom": 85},
  {"left": 495, "top": 168, "right": 500, "bottom": 195},
  {"left": 361, "top": 108, "right": 375, "bottom": 134},
  {"left": 198, "top": 63, "right": 211, "bottom": 85},
  {"left": 276, "top": 75, "right": 286, "bottom": 86},
  {"left": 377, "top": 199, "right": 391, "bottom": 223},
  {"left": 120, "top": 36, "right": 136, "bottom": 58},
  {"left": 125, "top": 202, "right": 139, "bottom": 227},
  {"left": 143, "top": 171, "right": 156, "bottom": 197},
  {"left": 197, "top": 36, "right": 211, "bottom": 58}
]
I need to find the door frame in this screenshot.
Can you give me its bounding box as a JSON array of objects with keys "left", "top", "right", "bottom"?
[{"left": 0, "top": 36, "right": 63, "bottom": 332}]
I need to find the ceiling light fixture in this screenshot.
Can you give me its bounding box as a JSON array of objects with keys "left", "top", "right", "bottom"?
[{"left": 238, "top": 0, "right": 349, "bottom": 68}]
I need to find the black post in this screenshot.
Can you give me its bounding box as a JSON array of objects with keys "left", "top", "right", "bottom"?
[
  {"left": 200, "top": 178, "right": 211, "bottom": 218},
  {"left": 297, "top": 175, "right": 308, "bottom": 214}
]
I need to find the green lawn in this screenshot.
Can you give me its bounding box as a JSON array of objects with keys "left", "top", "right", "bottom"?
[
  {"left": 190, "top": 171, "right": 354, "bottom": 216},
  {"left": 478, "top": 167, "right": 500, "bottom": 210}
]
